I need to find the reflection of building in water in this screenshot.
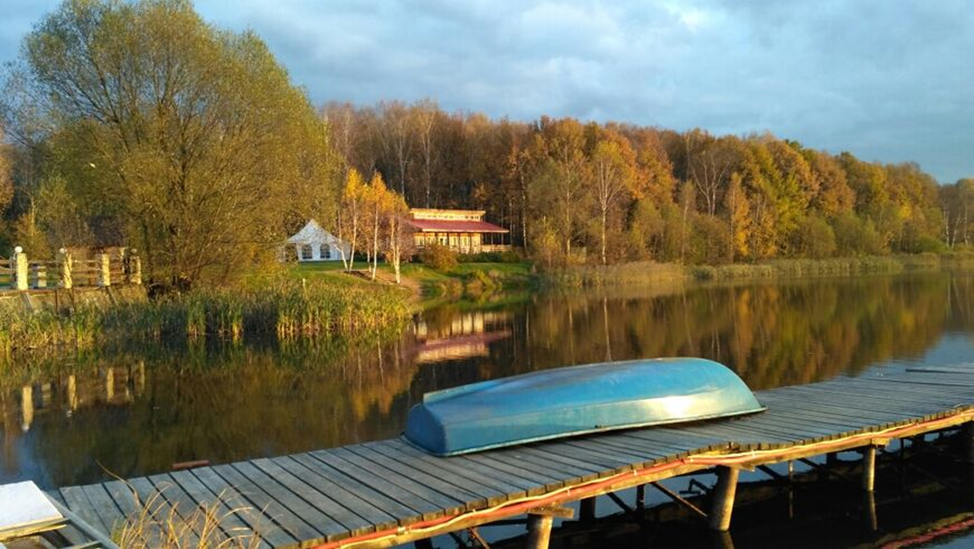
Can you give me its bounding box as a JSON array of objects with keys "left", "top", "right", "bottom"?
[
  {"left": 8, "top": 362, "right": 146, "bottom": 432},
  {"left": 414, "top": 332, "right": 511, "bottom": 364},
  {"left": 411, "top": 310, "right": 512, "bottom": 364}
]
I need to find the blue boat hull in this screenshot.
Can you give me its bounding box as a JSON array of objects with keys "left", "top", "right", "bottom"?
[{"left": 404, "top": 358, "right": 765, "bottom": 456}]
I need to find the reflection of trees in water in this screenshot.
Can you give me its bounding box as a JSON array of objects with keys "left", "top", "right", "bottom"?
[
  {"left": 1, "top": 335, "right": 422, "bottom": 486},
  {"left": 514, "top": 275, "right": 964, "bottom": 389},
  {"left": 3, "top": 275, "right": 973, "bottom": 486}
]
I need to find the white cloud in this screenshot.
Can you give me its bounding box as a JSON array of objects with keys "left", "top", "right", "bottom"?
[{"left": 1, "top": 0, "right": 972, "bottom": 181}]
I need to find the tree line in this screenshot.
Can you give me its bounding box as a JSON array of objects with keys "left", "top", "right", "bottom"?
[
  {"left": 1, "top": 0, "right": 972, "bottom": 288},
  {"left": 325, "top": 100, "right": 972, "bottom": 266}
]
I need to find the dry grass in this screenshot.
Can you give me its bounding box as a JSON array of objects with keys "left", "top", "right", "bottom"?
[{"left": 112, "top": 481, "right": 268, "bottom": 549}]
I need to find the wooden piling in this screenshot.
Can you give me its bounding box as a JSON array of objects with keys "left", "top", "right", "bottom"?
[
  {"left": 526, "top": 514, "right": 554, "bottom": 549},
  {"left": 863, "top": 491, "right": 877, "bottom": 531},
  {"left": 21, "top": 385, "right": 33, "bottom": 432},
  {"left": 414, "top": 539, "right": 434, "bottom": 549},
  {"left": 579, "top": 497, "right": 596, "bottom": 522},
  {"left": 862, "top": 446, "right": 877, "bottom": 492},
  {"left": 709, "top": 466, "right": 739, "bottom": 532},
  {"left": 636, "top": 484, "right": 646, "bottom": 510},
  {"left": 963, "top": 422, "right": 974, "bottom": 464}
]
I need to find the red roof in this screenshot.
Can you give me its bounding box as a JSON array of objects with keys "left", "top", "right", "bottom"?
[{"left": 408, "top": 218, "right": 509, "bottom": 233}]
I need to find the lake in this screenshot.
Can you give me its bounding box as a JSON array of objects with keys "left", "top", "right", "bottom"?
[{"left": 2, "top": 272, "right": 974, "bottom": 546}]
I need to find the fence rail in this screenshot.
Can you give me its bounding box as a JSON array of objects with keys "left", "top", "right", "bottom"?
[{"left": 1, "top": 248, "right": 142, "bottom": 292}]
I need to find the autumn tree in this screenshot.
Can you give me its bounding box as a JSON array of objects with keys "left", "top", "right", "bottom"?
[
  {"left": 412, "top": 99, "right": 439, "bottom": 208},
  {"left": 684, "top": 130, "right": 737, "bottom": 216},
  {"left": 378, "top": 101, "right": 413, "bottom": 199},
  {"left": 724, "top": 173, "right": 751, "bottom": 261},
  {"left": 7, "top": 0, "right": 338, "bottom": 286},
  {"left": 383, "top": 188, "right": 412, "bottom": 284},
  {"left": 539, "top": 118, "right": 589, "bottom": 259},
  {"left": 364, "top": 172, "right": 388, "bottom": 280},
  {"left": 339, "top": 169, "right": 367, "bottom": 271},
  {"left": 590, "top": 132, "right": 636, "bottom": 264}
]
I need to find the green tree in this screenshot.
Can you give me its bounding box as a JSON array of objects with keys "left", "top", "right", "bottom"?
[
  {"left": 792, "top": 215, "right": 837, "bottom": 259},
  {"left": 12, "top": 0, "right": 338, "bottom": 286}
]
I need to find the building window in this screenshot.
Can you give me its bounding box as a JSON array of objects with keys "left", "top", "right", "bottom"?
[
  {"left": 300, "top": 244, "right": 313, "bottom": 260},
  {"left": 320, "top": 244, "right": 330, "bottom": 259}
]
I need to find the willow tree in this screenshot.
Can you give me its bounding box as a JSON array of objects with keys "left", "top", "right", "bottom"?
[{"left": 15, "top": 0, "right": 337, "bottom": 286}]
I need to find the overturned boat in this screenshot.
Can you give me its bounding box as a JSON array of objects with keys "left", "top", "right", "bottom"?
[{"left": 404, "top": 357, "right": 765, "bottom": 456}]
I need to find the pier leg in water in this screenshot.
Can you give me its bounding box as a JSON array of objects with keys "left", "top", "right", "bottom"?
[
  {"left": 414, "top": 539, "right": 433, "bottom": 549},
  {"left": 527, "top": 514, "right": 554, "bottom": 549},
  {"left": 580, "top": 497, "right": 596, "bottom": 522},
  {"left": 711, "top": 530, "right": 736, "bottom": 549},
  {"left": 963, "top": 423, "right": 974, "bottom": 464},
  {"left": 863, "top": 491, "right": 878, "bottom": 532},
  {"left": 636, "top": 484, "right": 646, "bottom": 511},
  {"left": 709, "top": 466, "right": 740, "bottom": 532},
  {"left": 862, "top": 446, "right": 877, "bottom": 492}
]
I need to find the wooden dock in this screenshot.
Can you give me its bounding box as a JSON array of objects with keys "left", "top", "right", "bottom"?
[{"left": 46, "top": 364, "right": 974, "bottom": 548}]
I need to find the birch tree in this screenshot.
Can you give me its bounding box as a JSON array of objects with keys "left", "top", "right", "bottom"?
[
  {"left": 590, "top": 135, "right": 636, "bottom": 265},
  {"left": 413, "top": 99, "right": 438, "bottom": 207},
  {"left": 364, "top": 172, "right": 388, "bottom": 280},
  {"left": 341, "top": 169, "right": 366, "bottom": 271},
  {"left": 383, "top": 189, "right": 412, "bottom": 284}
]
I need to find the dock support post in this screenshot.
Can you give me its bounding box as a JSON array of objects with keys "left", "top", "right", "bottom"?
[
  {"left": 636, "top": 484, "right": 646, "bottom": 510},
  {"left": 527, "top": 514, "right": 554, "bottom": 549},
  {"left": 864, "top": 491, "right": 878, "bottom": 531},
  {"left": 414, "top": 538, "right": 434, "bottom": 549},
  {"left": 709, "top": 466, "right": 739, "bottom": 532},
  {"left": 862, "top": 446, "right": 877, "bottom": 492},
  {"left": 963, "top": 423, "right": 974, "bottom": 464},
  {"left": 579, "top": 497, "right": 596, "bottom": 522}
]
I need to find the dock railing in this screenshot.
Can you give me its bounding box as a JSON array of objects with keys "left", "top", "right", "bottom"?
[{"left": 2, "top": 247, "right": 142, "bottom": 292}]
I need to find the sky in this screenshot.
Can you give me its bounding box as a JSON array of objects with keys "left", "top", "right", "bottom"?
[{"left": 1, "top": 0, "right": 972, "bottom": 182}]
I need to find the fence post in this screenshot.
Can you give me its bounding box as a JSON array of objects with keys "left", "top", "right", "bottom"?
[
  {"left": 32, "top": 263, "right": 47, "bottom": 289},
  {"left": 128, "top": 250, "right": 142, "bottom": 285},
  {"left": 58, "top": 248, "right": 73, "bottom": 289},
  {"left": 98, "top": 253, "right": 111, "bottom": 287},
  {"left": 12, "top": 246, "right": 28, "bottom": 291}
]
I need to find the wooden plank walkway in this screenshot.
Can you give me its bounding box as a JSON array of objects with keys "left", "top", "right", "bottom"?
[{"left": 51, "top": 364, "right": 974, "bottom": 548}]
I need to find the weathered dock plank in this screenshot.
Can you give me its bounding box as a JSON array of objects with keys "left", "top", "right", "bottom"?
[{"left": 53, "top": 367, "right": 974, "bottom": 549}]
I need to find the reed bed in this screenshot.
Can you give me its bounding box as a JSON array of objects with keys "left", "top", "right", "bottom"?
[{"left": 0, "top": 280, "right": 411, "bottom": 354}]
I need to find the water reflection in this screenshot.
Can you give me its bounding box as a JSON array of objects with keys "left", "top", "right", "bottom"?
[{"left": 2, "top": 273, "right": 974, "bottom": 488}]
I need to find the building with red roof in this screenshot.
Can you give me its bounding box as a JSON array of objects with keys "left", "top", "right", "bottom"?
[{"left": 408, "top": 209, "right": 510, "bottom": 254}]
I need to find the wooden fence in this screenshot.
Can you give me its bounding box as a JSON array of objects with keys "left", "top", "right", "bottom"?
[{"left": 1, "top": 247, "right": 141, "bottom": 292}]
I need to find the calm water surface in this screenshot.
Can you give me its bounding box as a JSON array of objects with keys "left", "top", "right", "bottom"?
[{"left": 2, "top": 273, "right": 974, "bottom": 546}]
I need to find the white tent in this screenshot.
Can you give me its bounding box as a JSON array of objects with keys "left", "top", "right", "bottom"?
[{"left": 285, "top": 220, "right": 350, "bottom": 262}]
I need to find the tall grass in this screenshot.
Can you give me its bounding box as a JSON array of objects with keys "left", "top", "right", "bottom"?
[
  {"left": 113, "top": 482, "right": 265, "bottom": 548},
  {"left": 0, "top": 280, "right": 411, "bottom": 355},
  {"left": 106, "top": 280, "right": 411, "bottom": 341}
]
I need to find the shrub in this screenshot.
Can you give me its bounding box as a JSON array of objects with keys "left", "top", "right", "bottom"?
[
  {"left": 792, "top": 216, "right": 837, "bottom": 259},
  {"left": 419, "top": 243, "right": 458, "bottom": 271},
  {"left": 457, "top": 250, "right": 521, "bottom": 263}
]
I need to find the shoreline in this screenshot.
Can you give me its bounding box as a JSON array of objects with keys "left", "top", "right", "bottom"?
[{"left": 3, "top": 252, "right": 973, "bottom": 358}]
